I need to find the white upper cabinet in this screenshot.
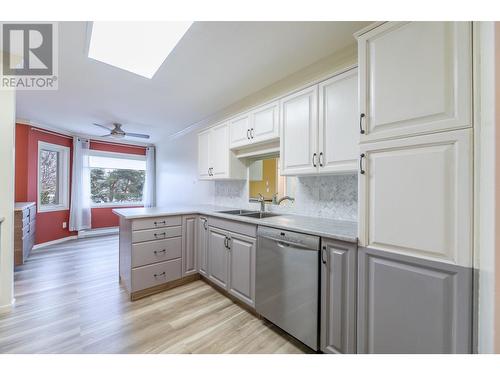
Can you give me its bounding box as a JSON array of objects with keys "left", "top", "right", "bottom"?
[
  {"left": 229, "top": 101, "right": 279, "bottom": 150},
  {"left": 198, "top": 123, "right": 246, "bottom": 180},
  {"left": 197, "top": 129, "right": 211, "bottom": 179},
  {"left": 280, "top": 69, "right": 359, "bottom": 176},
  {"left": 280, "top": 85, "right": 319, "bottom": 175},
  {"left": 229, "top": 114, "right": 251, "bottom": 149},
  {"left": 358, "top": 22, "right": 472, "bottom": 143},
  {"left": 318, "top": 68, "right": 359, "bottom": 173},
  {"left": 358, "top": 129, "right": 472, "bottom": 267}
]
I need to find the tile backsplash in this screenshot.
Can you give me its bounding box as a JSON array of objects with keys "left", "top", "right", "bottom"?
[{"left": 214, "top": 174, "right": 358, "bottom": 221}]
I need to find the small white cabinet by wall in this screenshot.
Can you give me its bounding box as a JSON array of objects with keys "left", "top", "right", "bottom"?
[
  {"left": 280, "top": 68, "right": 359, "bottom": 176},
  {"left": 198, "top": 123, "right": 246, "bottom": 180},
  {"left": 357, "top": 22, "right": 472, "bottom": 143},
  {"left": 229, "top": 101, "right": 279, "bottom": 150},
  {"left": 358, "top": 128, "right": 472, "bottom": 267}
]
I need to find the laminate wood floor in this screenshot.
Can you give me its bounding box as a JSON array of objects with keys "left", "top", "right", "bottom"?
[{"left": 0, "top": 235, "right": 311, "bottom": 354}]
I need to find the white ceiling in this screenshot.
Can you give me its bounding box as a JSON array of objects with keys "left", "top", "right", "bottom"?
[{"left": 16, "top": 21, "right": 369, "bottom": 143}]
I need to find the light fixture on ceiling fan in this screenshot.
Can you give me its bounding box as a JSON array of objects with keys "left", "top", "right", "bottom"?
[{"left": 92, "top": 122, "right": 150, "bottom": 139}]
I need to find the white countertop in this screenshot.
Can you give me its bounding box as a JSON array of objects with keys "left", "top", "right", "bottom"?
[
  {"left": 14, "top": 202, "right": 36, "bottom": 211},
  {"left": 113, "top": 205, "right": 357, "bottom": 243}
]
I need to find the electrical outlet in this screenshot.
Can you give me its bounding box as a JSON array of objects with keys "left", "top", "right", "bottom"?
[{"left": 62, "top": 222, "right": 67, "bottom": 229}]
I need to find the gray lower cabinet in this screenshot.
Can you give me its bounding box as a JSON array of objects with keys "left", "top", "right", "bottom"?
[
  {"left": 357, "top": 247, "right": 472, "bottom": 354},
  {"left": 182, "top": 215, "right": 198, "bottom": 276},
  {"left": 197, "top": 216, "right": 208, "bottom": 276},
  {"left": 320, "top": 238, "right": 357, "bottom": 354},
  {"left": 207, "top": 227, "right": 229, "bottom": 289},
  {"left": 207, "top": 220, "right": 256, "bottom": 307},
  {"left": 227, "top": 232, "right": 256, "bottom": 307}
]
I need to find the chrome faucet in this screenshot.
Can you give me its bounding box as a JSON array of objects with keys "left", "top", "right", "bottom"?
[
  {"left": 257, "top": 193, "right": 266, "bottom": 213},
  {"left": 276, "top": 195, "right": 295, "bottom": 205}
]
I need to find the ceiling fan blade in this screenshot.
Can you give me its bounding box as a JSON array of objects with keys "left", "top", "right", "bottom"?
[
  {"left": 125, "top": 132, "right": 150, "bottom": 139},
  {"left": 92, "top": 123, "right": 112, "bottom": 131}
]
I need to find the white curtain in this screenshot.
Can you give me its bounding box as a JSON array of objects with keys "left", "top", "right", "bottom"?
[
  {"left": 143, "top": 146, "right": 155, "bottom": 208},
  {"left": 69, "top": 137, "right": 92, "bottom": 231}
]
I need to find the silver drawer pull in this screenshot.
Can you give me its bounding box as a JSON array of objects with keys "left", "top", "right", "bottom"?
[
  {"left": 154, "top": 272, "right": 166, "bottom": 278},
  {"left": 153, "top": 249, "right": 167, "bottom": 255},
  {"left": 154, "top": 232, "right": 166, "bottom": 238},
  {"left": 154, "top": 220, "right": 166, "bottom": 226}
]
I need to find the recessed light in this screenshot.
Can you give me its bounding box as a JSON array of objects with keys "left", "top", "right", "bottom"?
[{"left": 88, "top": 21, "right": 192, "bottom": 79}]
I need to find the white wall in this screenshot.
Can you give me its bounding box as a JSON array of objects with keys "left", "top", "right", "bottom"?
[
  {"left": 155, "top": 45, "right": 358, "bottom": 211},
  {"left": 0, "top": 87, "right": 16, "bottom": 308},
  {"left": 156, "top": 129, "right": 214, "bottom": 206}
]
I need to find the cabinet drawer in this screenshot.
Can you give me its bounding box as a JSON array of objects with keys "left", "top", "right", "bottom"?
[
  {"left": 22, "top": 224, "right": 30, "bottom": 238},
  {"left": 132, "top": 226, "right": 181, "bottom": 243},
  {"left": 29, "top": 205, "right": 36, "bottom": 221},
  {"left": 132, "top": 237, "right": 182, "bottom": 267},
  {"left": 29, "top": 220, "right": 36, "bottom": 235},
  {"left": 208, "top": 217, "right": 257, "bottom": 238},
  {"left": 132, "top": 216, "right": 181, "bottom": 231},
  {"left": 131, "top": 258, "right": 182, "bottom": 292},
  {"left": 21, "top": 208, "right": 30, "bottom": 221}
]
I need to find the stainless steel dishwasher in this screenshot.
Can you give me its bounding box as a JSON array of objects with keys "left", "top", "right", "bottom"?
[{"left": 256, "top": 226, "right": 320, "bottom": 350}]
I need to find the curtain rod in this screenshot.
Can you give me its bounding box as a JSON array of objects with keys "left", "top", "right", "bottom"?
[{"left": 30, "top": 127, "right": 149, "bottom": 149}]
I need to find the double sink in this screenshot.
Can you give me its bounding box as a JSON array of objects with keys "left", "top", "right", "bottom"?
[{"left": 217, "top": 209, "right": 281, "bottom": 219}]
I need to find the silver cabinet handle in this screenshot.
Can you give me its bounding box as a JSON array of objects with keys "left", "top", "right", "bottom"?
[
  {"left": 227, "top": 237, "right": 231, "bottom": 250},
  {"left": 203, "top": 219, "right": 208, "bottom": 230},
  {"left": 312, "top": 153, "right": 317, "bottom": 167},
  {"left": 224, "top": 237, "right": 228, "bottom": 248},
  {"left": 321, "top": 246, "right": 327, "bottom": 264},
  {"left": 247, "top": 129, "right": 250, "bottom": 139},
  {"left": 154, "top": 220, "right": 166, "bottom": 226},
  {"left": 154, "top": 272, "right": 166, "bottom": 278},
  {"left": 154, "top": 249, "right": 167, "bottom": 255},
  {"left": 359, "top": 153, "right": 366, "bottom": 175},
  {"left": 319, "top": 152, "right": 324, "bottom": 167},
  {"left": 360, "top": 113, "right": 366, "bottom": 134},
  {"left": 251, "top": 128, "right": 254, "bottom": 138},
  {"left": 154, "top": 232, "right": 166, "bottom": 238}
]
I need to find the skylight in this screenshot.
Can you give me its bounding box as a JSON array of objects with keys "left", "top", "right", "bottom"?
[{"left": 88, "top": 21, "right": 192, "bottom": 79}]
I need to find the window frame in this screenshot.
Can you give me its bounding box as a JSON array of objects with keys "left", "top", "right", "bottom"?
[
  {"left": 88, "top": 149, "right": 147, "bottom": 208},
  {"left": 37, "top": 141, "right": 70, "bottom": 213}
]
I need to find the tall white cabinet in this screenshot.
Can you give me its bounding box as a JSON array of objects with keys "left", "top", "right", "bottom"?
[
  {"left": 355, "top": 21, "right": 473, "bottom": 354},
  {"left": 358, "top": 22, "right": 472, "bottom": 142},
  {"left": 280, "top": 68, "right": 359, "bottom": 176}
]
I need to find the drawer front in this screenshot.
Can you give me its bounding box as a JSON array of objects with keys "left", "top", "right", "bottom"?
[
  {"left": 132, "top": 226, "right": 181, "bottom": 243},
  {"left": 131, "top": 258, "right": 182, "bottom": 292},
  {"left": 22, "top": 224, "right": 30, "bottom": 238},
  {"left": 29, "top": 220, "right": 36, "bottom": 235},
  {"left": 21, "top": 216, "right": 30, "bottom": 228},
  {"left": 21, "top": 208, "right": 30, "bottom": 220},
  {"left": 132, "top": 237, "right": 182, "bottom": 267},
  {"left": 29, "top": 205, "right": 36, "bottom": 221},
  {"left": 132, "top": 216, "right": 182, "bottom": 231}
]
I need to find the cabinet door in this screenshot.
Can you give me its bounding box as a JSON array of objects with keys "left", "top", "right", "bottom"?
[
  {"left": 207, "top": 227, "right": 229, "bottom": 289},
  {"left": 357, "top": 247, "right": 472, "bottom": 354},
  {"left": 359, "top": 129, "right": 472, "bottom": 267},
  {"left": 210, "top": 124, "right": 229, "bottom": 178},
  {"left": 228, "top": 232, "right": 256, "bottom": 307},
  {"left": 318, "top": 68, "right": 358, "bottom": 174},
  {"left": 197, "top": 216, "right": 208, "bottom": 276},
  {"left": 182, "top": 215, "right": 197, "bottom": 277},
  {"left": 229, "top": 113, "right": 251, "bottom": 149},
  {"left": 320, "top": 239, "right": 357, "bottom": 354},
  {"left": 358, "top": 22, "right": 472, "bottom": 142},
  {"left": 280, "top": 85, "right": 319, "bottom": 175},
  {"left": 198, "top": 130, "right": 211, "bottom": 180},
  {"left": 251, "top": 101, "right": 279, "bottom": 143}
]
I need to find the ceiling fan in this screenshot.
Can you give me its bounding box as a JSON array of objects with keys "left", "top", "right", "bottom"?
[{"left": 92, "top": 122, "right": 150, "bottom": 139}]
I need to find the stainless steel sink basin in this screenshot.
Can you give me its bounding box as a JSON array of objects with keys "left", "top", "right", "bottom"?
[
  {"left": 217, "top": 209, "right": 258, "bottom": 215},
  {"left": 240, "top": 212, "right": 281, "bottom": 219}
]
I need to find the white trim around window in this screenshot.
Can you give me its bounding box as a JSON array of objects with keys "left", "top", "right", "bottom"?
[{"left": 37, "top": 141, "right": 70, "bottom": 213}]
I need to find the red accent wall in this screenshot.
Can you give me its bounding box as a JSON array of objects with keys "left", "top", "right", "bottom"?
[{"left": 15, "top": 123, "right": 147, "bottom": 244}]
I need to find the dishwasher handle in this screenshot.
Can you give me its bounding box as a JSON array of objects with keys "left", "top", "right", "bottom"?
[{"left": 259, "top": 234, "right": 318, "bottom": 251}]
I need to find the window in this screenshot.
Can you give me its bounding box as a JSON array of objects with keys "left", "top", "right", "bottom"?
[
  {"left": 38, "top": 142, "right": 70, "bottom": 212},
  {"left": 89, "top": 151, "right": 146, "bottom": 206}
]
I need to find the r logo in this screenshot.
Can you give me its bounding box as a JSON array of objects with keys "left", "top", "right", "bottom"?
[{"left": 2, "top": 23, "right": 53, "bottom": 76}]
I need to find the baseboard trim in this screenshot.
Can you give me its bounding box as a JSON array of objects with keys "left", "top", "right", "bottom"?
[
  {"left": 78, "top": 227, "right": 118, "bottom": 238},
  {"left": 0, "top": 298, "right": 16, "bottom": 312},
  {"left": 32, "top": 235, "right": 78, "bottom": 250}
]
